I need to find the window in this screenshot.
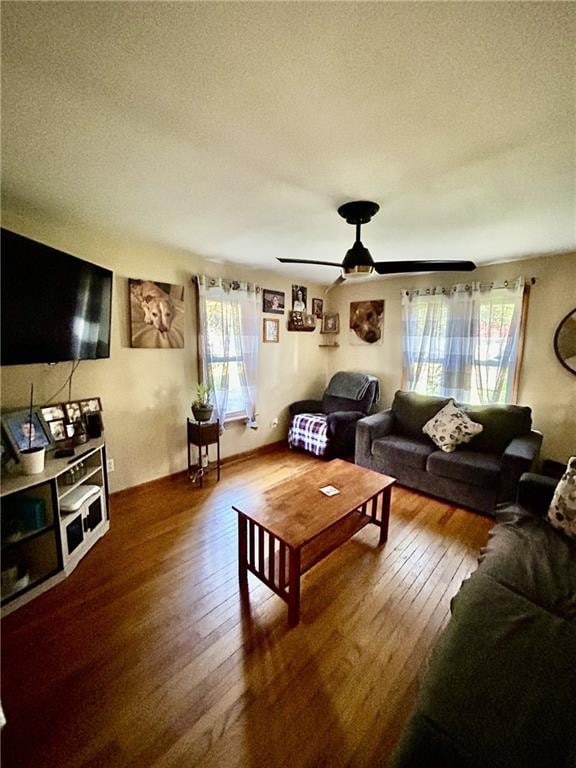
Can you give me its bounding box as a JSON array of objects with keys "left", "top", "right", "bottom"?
[
  {"left": 196, "top": 276, "right": 259, "bottom": 425},
  {"left": 402, "top": 279, "right": 527, "bottom": 404}
]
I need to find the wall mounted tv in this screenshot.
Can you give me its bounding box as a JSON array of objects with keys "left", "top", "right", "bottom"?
[{"left": 1, "top": 229, "right": 113, "bottom": 366}]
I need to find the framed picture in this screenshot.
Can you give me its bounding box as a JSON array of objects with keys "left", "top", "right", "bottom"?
[
  {"left": 263, "top": 318, "right": 280, "bottom": 343},
  {"left": 64, "top": 402, "right": 83, "bottom": 422},
  {"left": 349, "top": 300, "right": 385, "bottom": 345},
  {"left": 262, "top": 289, "right": 285, "bottom": 315},
  {"left": 321, "top": 313, "right": 340, "bottom": 334},
  {"left": 48, "top": 419, "right": 68, "bottom": 442},
  {"left": 80, "top": 397, "right": 102, "bottom": 414},
  {"left": 40, "top": 404, "right": 65, "bottom": 423},
  {"left": 129, "top": 278, "right": 185, "bottom": 349},
  {"left": 554, "top": 308, "right": 576, "bottom": 375},
  {"left": 292, "top": 285, "right": 307, "bottom": 312},
  {"left": 312, "top": 298, "right": 323, "bottom": 318},
  {"left": 1, "top": 409, "right": 52, "bottom": 455}
]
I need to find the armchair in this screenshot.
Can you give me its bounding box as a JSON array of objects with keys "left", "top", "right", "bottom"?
[{"left": 288, "top": 371, "right": 379, "bottom": 458}]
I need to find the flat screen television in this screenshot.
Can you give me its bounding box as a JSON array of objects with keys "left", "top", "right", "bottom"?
[{"left": 1, "top": 228, "right": 113, "bottom": 366}]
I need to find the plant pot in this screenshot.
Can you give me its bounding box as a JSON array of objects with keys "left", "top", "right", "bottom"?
[
  {"left": 192, "top": 405, "right": 213, "bottom": 423},
  {"left": 19, "top": 446, "right": 46, "bottom": 475}
]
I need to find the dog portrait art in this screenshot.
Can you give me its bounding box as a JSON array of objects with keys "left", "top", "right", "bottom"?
[
  {"left": 129, "top": 279, "right": 185, "bottom": 349},
  {"left": 349, "top": 300, "right": 385, "bottom": 345}
]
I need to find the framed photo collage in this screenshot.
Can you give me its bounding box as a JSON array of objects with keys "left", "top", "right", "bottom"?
[{"left": 40, "top": 398, "right": 103, "bottom": 443}]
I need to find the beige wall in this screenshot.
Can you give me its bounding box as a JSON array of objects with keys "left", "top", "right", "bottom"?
[
  {"left": 325, "top": 253, "right": 576, "bottom": 465},
  {"left": 2, "top": 207, "right": 573, "bottom": 491},
  {"left": 0, "top": 210, "right": 328, "bottom": 491}
]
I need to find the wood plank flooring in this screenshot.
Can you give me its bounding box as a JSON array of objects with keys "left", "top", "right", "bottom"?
[{"left": 1, "top": 449, "right": 492, "bottom": 768}]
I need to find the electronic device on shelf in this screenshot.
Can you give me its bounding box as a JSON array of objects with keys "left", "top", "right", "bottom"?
[{"left": 0, "top": 228, "right": 113, "bottom": 366}]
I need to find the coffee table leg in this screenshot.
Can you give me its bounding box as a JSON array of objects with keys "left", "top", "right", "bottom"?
[
  {"left": 238, "top": 515, "right": 248, "bottom": 591},
  {"left": 288, "top": 548, "right": 301, "bottom": 626},
  {"left": 379, "top": 487, "right": 392, "bottom": 545}
]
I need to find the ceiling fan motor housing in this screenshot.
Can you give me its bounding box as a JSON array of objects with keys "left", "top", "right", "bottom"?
[{"left": 342, "top": 241, "right": 374, "bottom": 275}]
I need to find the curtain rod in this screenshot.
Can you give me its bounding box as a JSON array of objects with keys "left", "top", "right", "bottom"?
[
  {"left": 192, "top": 274, "right": 261, "bottom": 292},
  {"left": 403, "top": 277, "right": 536, "bottom": 297}
]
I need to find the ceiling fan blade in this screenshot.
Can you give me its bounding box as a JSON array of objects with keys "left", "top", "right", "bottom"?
[
  {"left": 277, "top": 258, "right": 343, "bottom": 268},
  {"left": 373, "top": 260, "right": 476, "bottom": 275},
  {"left": 325, "top": 274, "right": 346, "bottom": 294}
]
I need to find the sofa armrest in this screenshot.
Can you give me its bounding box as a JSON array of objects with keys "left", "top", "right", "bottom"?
[
  {"left": 517, "top": 472, "right": 558, "bottom": 516},
  {"left": 325, "top": 411, "right": 366, "bottom": 454},
  {"left": 325, "top": 410, "right": 365, "bottom": 429},
  {"left": 355, "top": 409, "right": 395, "bottom": 464},
  {"left": 499, "top": 430, "right": 543, "bottom": 501},
  {"left": 289, "top": 399, "right": 323, "bottom": 418}
]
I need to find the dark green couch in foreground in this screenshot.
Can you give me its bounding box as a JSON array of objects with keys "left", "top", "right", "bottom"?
[{"left": 389, "top": 473, "right": 576, "bottom": 768}]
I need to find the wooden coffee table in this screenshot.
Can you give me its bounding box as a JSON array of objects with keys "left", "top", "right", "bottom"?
[{"left": 233, "top": 459, "right": 396, "bottom": 626}]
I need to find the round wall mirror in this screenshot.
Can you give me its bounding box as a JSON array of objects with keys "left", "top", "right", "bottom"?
[{"left": 554, "top": 308, "right": 576, "bottom": 376}]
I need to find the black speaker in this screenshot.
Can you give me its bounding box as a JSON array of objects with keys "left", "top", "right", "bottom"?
[{"left": 85, "top": 412, "right": 103, "bottom": 439}]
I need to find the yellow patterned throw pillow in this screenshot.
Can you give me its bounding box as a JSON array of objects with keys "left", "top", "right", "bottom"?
[
  {"left": 422, "top": 399, "right": 483, "bottom": 453},
  {"left": 547, "top": 457, "right": 576, "bottom": 540}
]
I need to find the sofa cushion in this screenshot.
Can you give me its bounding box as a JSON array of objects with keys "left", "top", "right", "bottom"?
[
  {"left": 422, "top": 400, "right": 484, "bottom": 453},
  {"left": 461, "top": 404, "right": 532, "bottom": 454},
  {"left": 479, "top": 512, "right": 576, "bottom": 622},
  {"left": 372, "top": 435, "right": 436, "bottom": 471},
  {"left": 427, "top": 450, "right": 501, "bottom": 488},
  {"left": 391, "top": 391, "right": 450, "bottom": 439},
  {"left": 547, "top": 456, "right": 576, "bottom": 541}
]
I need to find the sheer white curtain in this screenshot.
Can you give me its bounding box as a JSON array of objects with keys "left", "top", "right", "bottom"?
[
  {"left": 401, "top": 278, "right": 526, "bottom": 404},
  {"left": 196, "top": 275, "right": 260, "bottom": 428}
]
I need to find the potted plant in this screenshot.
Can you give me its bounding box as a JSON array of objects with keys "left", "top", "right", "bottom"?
[{"left": 192, "top": 383, "right": 214, "bottom": 423}]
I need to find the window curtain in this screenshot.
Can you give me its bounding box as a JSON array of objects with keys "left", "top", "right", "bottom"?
[
  {"left": 401, "top": 278, "right": 526, "bottom": 404},
  {"left": 196, "top": 275, "right": 260, "bottom": 429}
]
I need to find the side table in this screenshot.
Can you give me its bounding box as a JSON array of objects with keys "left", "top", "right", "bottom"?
[{"left": 187, "top": 419, "right": 221, "bottom": 486}]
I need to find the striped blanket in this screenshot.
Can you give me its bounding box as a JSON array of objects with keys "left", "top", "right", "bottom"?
[{"left": 288, "top": 413, "right": 329, "bottom": 457}]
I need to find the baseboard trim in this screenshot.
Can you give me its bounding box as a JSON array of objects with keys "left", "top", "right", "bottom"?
[
  {"left": 221, "top": 439, "right": 286, "bottom": 467},
  {"left": 110, "top": 440, "right": 287, "bottom": 499}
]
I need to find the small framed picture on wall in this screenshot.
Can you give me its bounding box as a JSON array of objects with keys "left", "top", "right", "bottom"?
[
  {"left": 312, "top": 298, "right": 323, "bottom": 318},
  {"left": 263, "top": 318, "right": 280, "bottom": 343},
  {"left": 321, "top": 313, "right": 340, "bottom": 334},
  {"left": 263, "top": 289, "right": 285, "bottom": 314},
  {"left": 292, "top": 285, "right": 307, "bottom": 312}
]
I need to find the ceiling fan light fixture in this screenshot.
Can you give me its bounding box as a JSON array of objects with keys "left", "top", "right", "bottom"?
[{"left": 343, "top": 264, "right": 374, "bottom": 277}]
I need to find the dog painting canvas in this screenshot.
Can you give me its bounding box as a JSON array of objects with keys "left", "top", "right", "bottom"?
[
  {"left": 129, "top": 279, "right": 185, "bottom": 348},
  {"left": 349, "top": 300, "right": 384, "bottom": 345}
]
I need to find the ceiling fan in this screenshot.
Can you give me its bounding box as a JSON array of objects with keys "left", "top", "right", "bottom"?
[{"left": 277, "top": 200, "right": 476, "bottom": 281}]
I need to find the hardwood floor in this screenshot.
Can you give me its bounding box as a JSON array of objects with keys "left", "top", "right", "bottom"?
[{"left": 1, "top": 449, "right": 492, "bottom": 768}]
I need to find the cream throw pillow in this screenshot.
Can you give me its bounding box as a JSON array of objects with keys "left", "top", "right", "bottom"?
[
  {"left": 422, "top": 399, "right": 483, "bottom": 453},
  {"left": 547, "top": 457, "right": 576, "bottom": 540}
]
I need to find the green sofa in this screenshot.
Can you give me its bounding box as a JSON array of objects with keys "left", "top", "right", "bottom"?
[
  {"left": 389, "top": 473, "right": 576, "bottom": 768},
  {"left": 355, "top": 390, "right": 542, "bottom": 515}
]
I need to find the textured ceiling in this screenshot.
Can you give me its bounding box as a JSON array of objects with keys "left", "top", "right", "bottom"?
[{"left": 1, "top": 2, "right": 575, "bottom": 284}]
